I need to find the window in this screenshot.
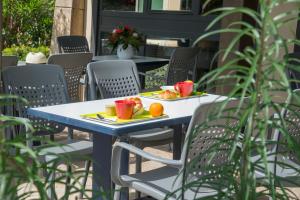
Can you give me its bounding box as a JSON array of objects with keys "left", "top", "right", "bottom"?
[
  {"left": 151, "top": 0, "right": 191, "bottom": 11},
  {"left": 103, "top": 0, "right": 144, "bottom": 12}
]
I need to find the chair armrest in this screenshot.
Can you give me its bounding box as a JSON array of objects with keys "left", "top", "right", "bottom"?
[
  {"left": 111, "top": 142, "right": 182, "bottom": 185},
  {"left": 115, "top": 142, "right": 182, "bottom": 166},
  {"left": 138, "top": 72, "right": 146, "bottom": 77}
]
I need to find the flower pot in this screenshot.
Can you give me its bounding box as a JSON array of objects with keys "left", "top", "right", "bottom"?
[{"left": 117, "top": 44, "right": 134, "bottom": 59}]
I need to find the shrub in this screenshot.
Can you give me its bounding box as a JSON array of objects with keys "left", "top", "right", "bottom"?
[
  {"left": 3, "top": 0, "right": 55, "bottom": 48},
  {"left": 3, "top": 45, "right": 50, "bottom": 61}
]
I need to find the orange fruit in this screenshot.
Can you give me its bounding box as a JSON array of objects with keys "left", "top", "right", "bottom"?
[{"left": 149, "top": 103, "right": 164, "bottom": 117}]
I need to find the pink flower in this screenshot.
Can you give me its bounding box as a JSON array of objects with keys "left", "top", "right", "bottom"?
[{"left": 115, "top": 29, "right": 123, "bottom": 34}]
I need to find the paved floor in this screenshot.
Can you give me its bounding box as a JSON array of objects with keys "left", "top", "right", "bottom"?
[
  {"left": 21, "top": 130, "right": 300, "bottom": 199},
  {"left": 20, "top": 130, "right": 172, "bottom": 199}
]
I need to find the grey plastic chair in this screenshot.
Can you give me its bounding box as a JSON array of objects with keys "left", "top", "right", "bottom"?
[
  {"left": 57, "top": 35, "right": 90, "bottom": 53},
  {"left": 87, "top": 60, "right": 173, "bottom": 173},
  {"left": 274, "top": 92, "right": 300, "bottom": 178},
  {"left": 2, "top": 64, "right": 93, "bottom": 199},
  {"left": 166, "top": 47, "right": 201, "bottom": 85},
  {"left": 2, "top": 55, "right": 18, "bottom": 67},
  {"left": 255, "top": 89, "right": 300, "bottom": 182},
  {"left": 0, "top": 56, "right": 18, "bottom": 93},
  {"left": 47, "top": 52, "right": 93, "bottom": 102},
  {"left": 286, "top": 53, "right": 300, "bottom": 90},
  {"left": 111, "top": 99, "right": 243, "bottom": 200}
]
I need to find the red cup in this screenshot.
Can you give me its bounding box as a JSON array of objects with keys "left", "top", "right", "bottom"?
[
  {"left": 115, "top": 100, "right": 135, "bottom": 119},
  {"left": 175, "top": 82, "right": 193, "bottom": 97}
]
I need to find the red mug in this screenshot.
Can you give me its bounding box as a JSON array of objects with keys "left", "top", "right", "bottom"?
[
  {"left": 175, "top": 81, "right": 193, "bottom": 97},
  {"left": 115, "top": 100, "right": 135, "bottom": 119}
]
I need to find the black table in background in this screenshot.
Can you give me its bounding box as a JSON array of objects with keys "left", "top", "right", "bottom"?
[{"left": 93, "top": 55, "right": 169, "bottom": 89}]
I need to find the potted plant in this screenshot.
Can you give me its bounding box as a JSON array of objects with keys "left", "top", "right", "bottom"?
[{"left": 108, "top": 25, "right": 144, "bottom": 59}]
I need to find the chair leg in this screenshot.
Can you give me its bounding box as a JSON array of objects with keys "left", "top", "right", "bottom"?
[
  {"left": 135, "top": 154, "right": 142, "bottom": 173},
  {"left": 135, "top": 155, "right": 142, "bottom": 199},
  {"left": 113, "top": 185, "right": 122, "bottom": 200},
  {"left": 79, "top": 160, "right": 91, "bottom": 199},
  {"left": 47, "top": 166, "right": 56, "bottom": 199},
  {"left": 68, "top": 128, "right": 74, "bottom": 140},
  {"left": 50, "top": 134, "right": 54, "bottom": 141},
  {"left": 64, "top": 164, "right": 72, "bottom": 198}
]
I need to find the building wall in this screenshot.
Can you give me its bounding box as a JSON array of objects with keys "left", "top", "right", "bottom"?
[
  {"left": 51, "top": 0, "right": 298, "bottom": 59},
  {"left": 50, "top": 0, "right": 86, "bottom": 54},
  {"left": 216, "top": 0, "right": 299, "bottom": 95}
]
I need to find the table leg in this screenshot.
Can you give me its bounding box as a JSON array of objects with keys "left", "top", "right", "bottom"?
[
  {"left": 92, "top": 134, "right": 129, "bottom": 200},
  {"left": 171, "top": 124, "right": 184, "bottom": 160},
  {"left": 92, "top": 134, "right": 112, "bottom": 199},
  {"left": 139, "top": 72, "right": 146, "bottom": 89}
]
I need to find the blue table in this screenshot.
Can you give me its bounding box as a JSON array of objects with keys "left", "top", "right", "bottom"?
[{"left": 27, "top": 94, "right": 225, "bottom": 199}]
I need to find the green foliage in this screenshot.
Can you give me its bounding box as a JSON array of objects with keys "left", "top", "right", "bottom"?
[
  {"left": 2, "top": 0, "right": 55, "bottom": 48},
  {"left": 179, "top": 0, "right": 300, "bottom": 199},
  {"left": 3, "top": 45, "right": 50, "bottom": 61},
  {"left": 145, "top": 65, "right": 168, "bottom": 89},
  {"left": 0, "top": 95, "right": 92, "bottom": 199}
]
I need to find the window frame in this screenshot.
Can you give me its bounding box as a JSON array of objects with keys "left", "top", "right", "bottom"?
[{"left": 93, "top": 0, "right": 221, "bottom": 55}]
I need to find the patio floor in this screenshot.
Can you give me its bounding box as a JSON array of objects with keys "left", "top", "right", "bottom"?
[
  {"left": 20, "top": 130, "right": 172, "bottom": 199},
  {"left": 21, "top": 130, "right": 300, "bottom": 200}
]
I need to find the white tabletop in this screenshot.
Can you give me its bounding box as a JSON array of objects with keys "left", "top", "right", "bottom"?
[{"left": 27, "top": 94, "right": 226, "bottom": 136}]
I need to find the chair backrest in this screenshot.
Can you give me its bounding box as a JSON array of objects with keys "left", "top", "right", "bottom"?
[
  {"left": 178, "top": 99, "right": 244, "bottom": 195},
  {"left": 2, "top": 64, "right": 69, "bottom": 138},
  {"left": 0, "top": 56, "right": 18, "bottom": 94},
  {"left": 166, "top": 47, "right": 200, "bottom": 85},
  {"left": 137, "top": 44, "right": 159, "bottom": 57},
  {"left": 57, "top": 35, "right": 90, "bottom": 53},
  {"left": 47, "top": 52, "right": 93, "bottom": 102},
  {"left": 286, "top": 52, "right": 300, "bottom": 89},
  {"left": 87, "top": 60, "right": 140, "bottom": 100},
  {"left": 2, "top": 56, "right": 18, "bottom": 67}
]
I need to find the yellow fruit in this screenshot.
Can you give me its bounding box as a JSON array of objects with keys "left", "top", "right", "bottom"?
[
  {"left": 149, "top": 103, "right": 164, "bottom": 117},
  {"left": 184, "top": 80, "right": 194, "bottom": 83}
]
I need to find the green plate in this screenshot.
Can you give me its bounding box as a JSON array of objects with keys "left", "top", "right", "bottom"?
[
  {"left": 81, "top": 110, "right": 168, "bottom": 125},
  {"left": 139, "top": 90, "right": 207, "bottom": 101}
]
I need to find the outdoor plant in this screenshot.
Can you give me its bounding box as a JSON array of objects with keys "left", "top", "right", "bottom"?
[
  {"left": 2, "top": 0, "right": 54, "bottom": 48},
  {"left": 107, "top": 25, "right": 144, "bottom": 52},
  {"left": 3, "top": 45, "right": 50, "bottom": 61},
  {"left": 0, "top": 95, "right": 93, "bottom": 200},
  {"left": 178, "top": 0, "right": 300, "bottom": 199},
  {"left": 2, "top": 0, "right": 54, "bottom": 61}
]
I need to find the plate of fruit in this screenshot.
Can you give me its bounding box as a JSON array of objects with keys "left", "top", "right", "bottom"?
[
  {"left": 140, "top": 81, "right": 207, "bottom": 101},
  {"left": 80, "top": 97, "right": 168, "bottom": 125}
]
